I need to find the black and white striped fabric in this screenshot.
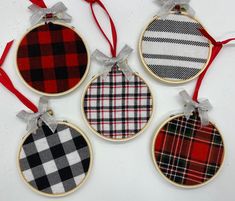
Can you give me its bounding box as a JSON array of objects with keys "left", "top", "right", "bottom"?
[
  {"left": 141, "top": 13, "right": 210, "bottom": 82},
  {"left": 18, "top": 123, "right": 91, "bottom": 196}
]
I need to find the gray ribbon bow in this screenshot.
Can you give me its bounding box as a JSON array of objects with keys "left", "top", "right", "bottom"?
[
  {"left": 156, "top": 0, "right": 195, "bottom": 19},
  {"left": 17, "top": 97, "right": 57, "bottom": 133},
  {"left": 29, "top": 2, "right": 72, "bottom": 26},
  {"left": 180, "top": 90, "right": 212, "bottom": 126},
  {"left": 92, "top": 45, "right": 134, "bottom": 81}
]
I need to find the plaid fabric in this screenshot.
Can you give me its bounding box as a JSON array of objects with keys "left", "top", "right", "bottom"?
[
  {"left": 19, "top": 123, "right": 91, "bottom": 195},
  {"left": 17, "top": 23, "right": 88, "bottom": 94},
  {"left": 141, "top": 13, "right": 210, "bottom": 82},
  {"left": 83, "top": 66, "right": 153, "bottom": 140},
  {"left": 154, "top": 112, "right": 224, "bottom": 186}
]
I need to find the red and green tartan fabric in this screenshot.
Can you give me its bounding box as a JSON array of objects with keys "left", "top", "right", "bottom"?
[
  {"left": 17, "top": 23, "right": 88, "bottom": 95},
  {"left": 153, "top": 112, "right": 224, "bottom": 187}
]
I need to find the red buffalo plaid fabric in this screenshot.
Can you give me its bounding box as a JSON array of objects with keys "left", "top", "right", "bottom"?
[
  {"left": 17, "top": 23, "right": 88, "bottom": 94},
  {"left": 83, "top": 66, "right": 153, "bottom": 140},
  {"left": 154, "top": 112, "right": 224, "bottom": 186}
]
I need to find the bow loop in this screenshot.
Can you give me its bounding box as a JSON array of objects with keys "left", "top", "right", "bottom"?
[
  {"left": 29, "top": 2, "right": 72, "bottom": 25},
  {"left": 156, "top": 0, "right": 195, "bottom": 19},
  {"left": 92, "top": 45, "right": 134, "bottom": 81},
  {"left": 179, "top": 90, "right": 212, "bottom": 126},
  {"left": 17, "top": 97, "right": 57, "bottom": 133}
]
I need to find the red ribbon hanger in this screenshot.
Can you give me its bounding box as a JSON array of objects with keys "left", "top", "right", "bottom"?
[
  {"left": 192, "top": 29, "right": 235, "bottom": 102},
  {"left": 30, "top": 0, "right": 47, "bottom": 8},
  {"left": 83, "top": 0, "right": 118, "bottom": 57},
  {"left": 0, "top": 41, "right": 38, "bottom": 113}
]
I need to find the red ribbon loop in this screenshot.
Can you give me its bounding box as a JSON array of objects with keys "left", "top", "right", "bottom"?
[
  {"left": 30, "top": 0, "right": 47, "bottom": 8},
  {"left": 0, "top": 41, "right": 38, "bottom": 113},
  {"left": 84, "top": 0, "right": 97, "bottom": 3},
  {"left": 84, "top": 0, "right": 117, "bottom": 57},
  {"left": 0, "top": 41, "right": 14, "bottom": 66},
  {"left": 193, "top": 28, "right": 235, "bottom": 102}
]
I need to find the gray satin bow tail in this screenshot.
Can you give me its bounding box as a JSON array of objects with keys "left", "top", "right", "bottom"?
[
  {"left": 29, "top": 2, "right": 72, "bottom": 26},
  {"left": 156, "top": 0, "right": 195, "bottom": 19},
  {"left": 92, "top": 45, "right": 134, "bottom": 81},
  {"left": 17, "top": 97, "right": 58, "bottom": 133},
  {"left": 180, "top": 90, "right": 212, "bottom": 126}
]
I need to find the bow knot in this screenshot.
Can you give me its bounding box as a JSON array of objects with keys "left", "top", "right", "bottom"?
[
  {"left": 17, "top": 97, "right": 57, "bottom": 133},
  {"left": 156, "top": 0, "right": 195, "bottom": 19},
  {"left": 29, "top": 2, "right": 72, "bottom": 25},
  {"left": 180, "top": 90, "right": 212, "bottom": 126},
  {"left": 92, "top": 45, "right": 134, "bottom": 81}
]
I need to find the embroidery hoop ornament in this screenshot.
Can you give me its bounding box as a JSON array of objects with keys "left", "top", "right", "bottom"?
[
  {"left": 139, "top": 0, "right": 212, "bottom": 84},
  {"left": 0, "top": 41, "right": 93, "bottom": 197},
  {"left": 81, "top": 0, "right": 154, "bottom": 142},
  {"left": 151, "top": 30, "right": 235, "bottom": 188},
  {"left": 16, "top": 0, "right": 90, "bottom": 96},
  {"left": 152, "top": 112, "right": 225, "bottom": 188},
  {"left": 17, "top": 120, "right": 93, "bottom": 197}
]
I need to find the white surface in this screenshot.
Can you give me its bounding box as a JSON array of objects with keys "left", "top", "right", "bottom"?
[{"left": 0, "top": 0, "right": 235, "bottom": 200}]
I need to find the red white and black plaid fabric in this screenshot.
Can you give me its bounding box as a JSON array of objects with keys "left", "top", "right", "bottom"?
[
  {"left": 153, "top": 112, "right": 224, "bottom": 186},
  {"left": 17, "top": 23, "right": 88, "bottom": 95},
  {"left": 83, "top": 66, "right": 153, "bottom": 140}
]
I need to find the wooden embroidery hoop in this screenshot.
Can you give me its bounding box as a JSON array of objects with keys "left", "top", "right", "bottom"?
[
  {"left": 151, "top": 113, "right": 225, "bottom": 188},
  {"left": 139, "top": 11, "right": 212, "bottom": 84},
  {"left": 17, "top": 121, "right": 93, "bottom": 197},
  {"left": 15, "top": 22, "right": 90, "bottom": 97},
  {"left": 81, "top": 71, "right": 155, "bottom": 142}
]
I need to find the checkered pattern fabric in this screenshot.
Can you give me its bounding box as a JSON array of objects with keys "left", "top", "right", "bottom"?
[
  {"left": 19, "top": 123, "right": 91, "bottom": 195},
  {"left": 141, "top": 13, "right": 210, "bottom": 82},
  {"left": 154, "top": 112, "right": 224, "bottom": 186},
  {"left": 83, "top": 66, "right": 153, "bottom": 140},
  {"left": 17, "top": 23, "right": 88, "bottom": 94}
]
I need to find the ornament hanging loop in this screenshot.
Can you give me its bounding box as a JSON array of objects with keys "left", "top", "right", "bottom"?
[
  {"left": 84, "top": 0, "right": 98, "bottom": 3},
  {"left": 83, "top": 0, "right": 117, "bottom": 57},
  {"left": 0, "top": 41, "right": 38, "bottom": 113},
  {"left": 192, "top": 29, "right": 235, "bottom": 102}
]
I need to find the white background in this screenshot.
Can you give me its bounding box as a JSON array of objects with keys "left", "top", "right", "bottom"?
[{"left": 0, "top": 0, "right": 235, "bottom": 200}]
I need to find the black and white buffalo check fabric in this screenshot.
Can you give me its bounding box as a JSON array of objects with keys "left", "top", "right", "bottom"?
[
  {"left": 83, "top": 66, "right": 153, "bottom": 140},
  {"left": 141, "top": 13, "right": 210, "bottom": 82},
  {"left": 19, "top": 123, "right": 91, "bottom": 195}
]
